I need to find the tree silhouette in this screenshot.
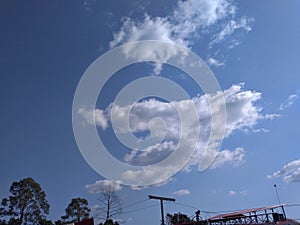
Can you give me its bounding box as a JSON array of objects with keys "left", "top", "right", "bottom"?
[
  {"left": 0, "top": 177, "right": 50, "bottom": 225},
  {"left": 61, "top": 197, "right": 90, "bottom": 223},
  {"left": 99, "top": 219, "right": 119, "bottom": 225},
  {"left": 95, "top": 184, "right": 122, "bottom": 224},
  {"left": 166, "top": 212, "right": 192, "bottom": 225}
]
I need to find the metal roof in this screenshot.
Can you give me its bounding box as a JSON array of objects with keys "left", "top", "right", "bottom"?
[{"left": 208, "top": 204, "right": 286, "bottom": 220}]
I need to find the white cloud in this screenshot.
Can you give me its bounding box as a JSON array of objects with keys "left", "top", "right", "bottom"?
[
  {"left": 79, "top": 84, "right": 276, "bottom": 183},
  {"left": 223, "top": 84, "right": 263, "bottom": 136},
  {"left": 172, "top": 0, "right": 236, "bottom": 40},
  {"left": 207, "top": 57, "right": 225, "bottom": 67},
  {"left": 121, "top": 165, "right": 176, "bottom": 186},
  {"left": 83, "top": 0, "right": 96, "bottom": 12},
  {"left": 208, "top": 147, "right": 245, "bottom": 169},
  {"left": 130, "top": 177, "right": 175, "bottom": 190},
  {"left": 109, "top": 84, "right": 266, "bottom": 138},
  {"left": 263, "top": 114, "right": 280, "bottom": 120},
  {"left": 228, "top": 190, "right": 236, "bottom": 196},
  {"left": 110, "top": 15, "right": 174, "bottom": 48},
  {"left": 172, "top": 189, "right": 191, "bottom": 196},
  {"left": 78, "top": 107, "right": 108, "bottom": 130},
  {"left": 228, "top": 189, "right": 247, "bottom": 196},
  {"left": 109, "top": 15, "right": 181, "bottom": 75},
  {"left": 269, "top": 159, "right": 300, "bottom": 182},
  {"left": 124, "top": 141, "right": 176, "bottom": 166},
  {"left": 130, "top": 185, "right": 146, "bottom": 191},
  {"left": 109, "top": 0, "right": 253, "bottom": 73},
  {"left": 209, "top": 17, "right": 254, "bottom": 47},
  {"left": 110, "top": 0, "right": 236, "bottom": 48},
  {"left": 279, "top": 93, "right": 299, "bottom": 110},
  {"left": 85, "top": 179, "right": 122, "bottom": 194}
]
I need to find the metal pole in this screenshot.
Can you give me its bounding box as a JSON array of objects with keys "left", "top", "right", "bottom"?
[
  {"left": 274, "top": 184, "right": 281, "bottom": 204},
  {"left": 281, "top": 205, "right": 286, "bottom": 220},
  {"left": 148, "top": 195, "right": 175, "bottom": 225},
  {"left": 160, "top": 199, "right": 165, "bottom": 225}
]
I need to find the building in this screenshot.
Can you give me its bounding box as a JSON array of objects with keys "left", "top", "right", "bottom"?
[{"left": 174, "top": 205, "right": 299, "bottom": 225}]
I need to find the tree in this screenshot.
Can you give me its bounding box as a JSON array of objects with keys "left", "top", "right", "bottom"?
[
  {"left": 97, "top": 185, "right": 122, "bottom": 223},
  {"left": 38, "top": 219, "right": 54, "bottom": 225},
  {"left": 0, "top": 177, "right": 50, "bottom": 225},
  {"left": 166, "top": 212, "right": 192, "bottom": 225},
  {"left": 61, "top": 197, "right": 90, "bottom": 223},
  {"left": 0, "top": 220, "right": 7, "bottom": 225},
  {"left": 99, "top": 219, "right": 119, "bottom": 225},
  {"left": 54, "top": 220, "right": 63, "bottom": 225}
]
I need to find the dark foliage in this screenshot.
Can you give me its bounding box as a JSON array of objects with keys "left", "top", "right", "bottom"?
[
  {"left": 61, "top": 197, "right": 91, "bottom": 223},
  {"left": 166, "top": 212, "right": 192, "bottom": 225},
  {"left": 0, "top": 177, "right": 50, "bottom": 225}
]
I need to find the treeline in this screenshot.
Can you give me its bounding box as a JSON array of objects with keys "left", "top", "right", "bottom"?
[{"left": 0, "top": 177, "right": 120, "bottom": 225}]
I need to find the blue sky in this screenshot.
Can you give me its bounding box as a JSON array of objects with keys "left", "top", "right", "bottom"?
[{"left": 1, "top": 1, "right": 300, "bottom": 224}]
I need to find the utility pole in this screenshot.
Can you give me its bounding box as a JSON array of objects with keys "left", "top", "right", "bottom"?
[
  {"left": 148, "top": 195, "right": 175, "bottom": 225},
  {"left": 273, "top": 184, "right": 286, "bottom": 220},
  {"left": 273, "top": 184, "right": 281, "bottom": 204}
]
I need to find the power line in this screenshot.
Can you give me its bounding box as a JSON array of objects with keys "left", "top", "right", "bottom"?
[
  {"left": 286, "top": 204, "right": 300, "bottom": 207},
  {"left": 174, "top": 202, "right": 215, "bottom": 214},
  {"left": 174, "top": 202, "right": 198, "bottom": 210},
  {"left": 122, "top": 199, "right": 149, "bottom": 209},
  {"left": 123, "top": 203, "right": 159, "bottom": 214},
  {"left": 149, "top": 195, "right": 175, "bottom": 225}
]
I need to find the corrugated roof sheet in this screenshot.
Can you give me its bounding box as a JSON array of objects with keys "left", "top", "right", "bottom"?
[{"left": 208, "top": 204, "right": 286, "bottom": 220}]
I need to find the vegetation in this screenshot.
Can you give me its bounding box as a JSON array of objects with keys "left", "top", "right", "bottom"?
[
  {"left": 95, "top": 183, "right": 122, "bottom": 225},
  {"left": 0, "top": 177, "right": 124, "bottom": 225},
  {"left": 0, "top": 177, "right": 50, "bottom": 225},
  {"left": 61, "top": 197, "right": 91, "bottom": 223},
  {"left": 1, "top": 177, "right": 189, "bottom": 225},
  {"left": 99, "top": 219, "right": 119, "bottom": 225},
  {"left": 166, "top": 212, "right": 192, "bottom": 225}
]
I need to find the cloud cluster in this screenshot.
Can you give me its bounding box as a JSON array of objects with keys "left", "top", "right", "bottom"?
[
  {"left": 85, "top": 179, "right": 122, "bottom": 194},
  {"left": 79, "top": 84, "right": 275, "bottom": 180},
  {"left": 110, "top": 0, "right": 253, "bottom": 73},
  {"left": 269, "top": 159, "right": 300, "bottom": 182}
]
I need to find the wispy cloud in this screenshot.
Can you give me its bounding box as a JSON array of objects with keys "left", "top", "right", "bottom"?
[
  {"left": 85, "top": 179, "right": 122, "bottom": 194},
  {"left": 208, "top": 147, "right": 245, "bottom": 169},
  {"left": 279, "top": 93, "right": 299, "bottom": 110},
  {"left": 268, "top": 159, "right": 300, "bottom": 182},
  {"left": 83, "top": 0, "right": 96, "bottom": 13},
  {"left": 228, "top": 189, "right": 248, "bottom": 196},
  {"left": 130, "top": 178, "right": 175, "bottom": 191},
  {"left": 109, "top": 0, "right": 253, "bottom": 73},
  {"left": 172, "top": 189, "right": 191, "bottom": 196},
  {"left": 207, "top": 57, "right": 225, "bottom": 67},
  {"left": 209, "top": 17, "right": 254, "bottom": 48}
]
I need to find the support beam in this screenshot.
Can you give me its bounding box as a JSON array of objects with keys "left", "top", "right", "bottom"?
[{"left": 148, "top": 195, "right": 175, "bottom": 225}]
